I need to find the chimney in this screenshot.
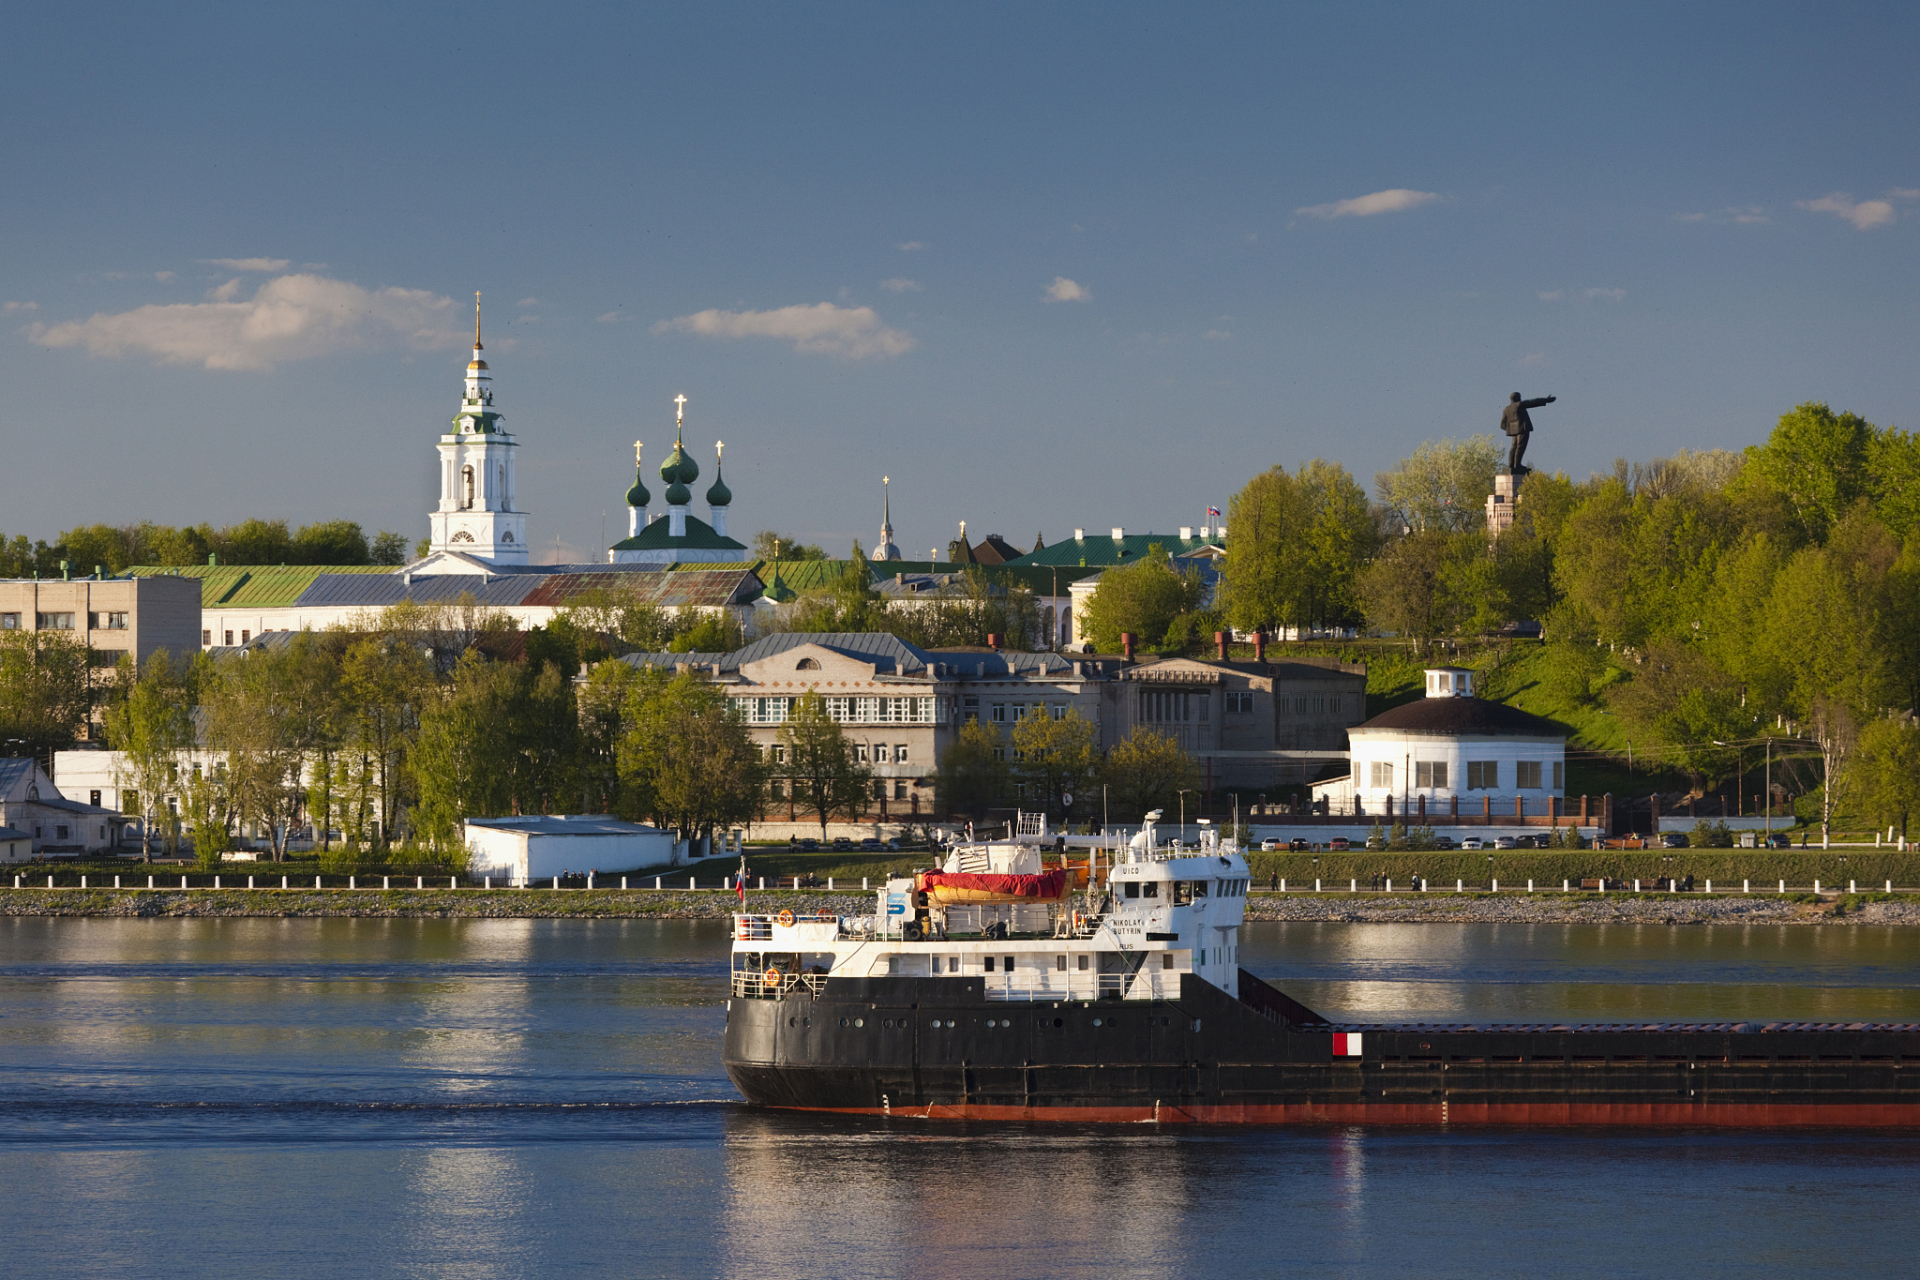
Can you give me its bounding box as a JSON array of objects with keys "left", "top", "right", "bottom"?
[
  {"left": 1180, "top": 526, "right": 1193, "bottom": 540},
  {"left": 1074, "top": 527, "right": 1085, "bottom": 540},
  {"left": 987, "top": 633, "right": 1002, "bottom": 652},
  {"left": 1252, "top": 631, "right": 1267, "bottom": 663},
  {"left": 1121, "top": 632, "right": 1135, "bottom": 661},
  {"left": 1215, "top": 631, "right": 1228, "bottom": 660},
  {"left": 1111, "top": 527, "right": 1125, "bottom": 541}
]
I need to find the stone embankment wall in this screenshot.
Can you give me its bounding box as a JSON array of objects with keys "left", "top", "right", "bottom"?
[{"left": 0, "top": 888, "right": 1916, "bottom": 924}]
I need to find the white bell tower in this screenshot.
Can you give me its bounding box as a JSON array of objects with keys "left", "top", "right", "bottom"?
[{"left": 428, "top": 294, "right": 528, "bottom": 564}]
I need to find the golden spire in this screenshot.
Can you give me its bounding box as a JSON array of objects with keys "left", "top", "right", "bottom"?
[{"left": 473, "top": 291, "right": 482, "bottom": 350}]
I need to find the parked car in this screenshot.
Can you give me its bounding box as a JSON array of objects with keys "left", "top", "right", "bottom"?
[
  {"left": 797, "top": 837, "right": 820, "bottom": 852},
  {"left": 1432, "top": 836, "right": 1456, "bottom": 850},
  {"left": 1365, "top": 834, "right": 1386, "bottom": 850},
  {"left": 1494, "top": 836, "right": 1517, "bottom": 850},
  {"left": 831, "top": 837, "right": 852, "bottom": 851},
  {"left": 1766, "top": 833, "right": 1793, "bottom": 848},
  {"left": 1288, "top": 838, "right": 1312, "bottom": 851},
  {"left": 1661, "top": 832, "right": 1690, "bottom": 849},
  {"left": 1329, "top": 836, "right": 1351, "bottom": 851},
  {"left": 1460, "top": 837, "right": 1484, "bottom": 850},
  {"left": 1260, "top": 839, "right": 1282, "bottom": 851}
]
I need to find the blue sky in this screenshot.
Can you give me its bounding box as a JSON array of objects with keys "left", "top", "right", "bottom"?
[{"left": 4, "top": 2, "right": 1915, "bottom": 562}]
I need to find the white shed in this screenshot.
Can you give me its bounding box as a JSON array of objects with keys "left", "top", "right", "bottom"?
[{"left": 463, "top": 816, "right": 680, "bottom": 885}]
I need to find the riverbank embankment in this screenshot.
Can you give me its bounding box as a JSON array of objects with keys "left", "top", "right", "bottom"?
[{"left": 5, "top": 887, "right": 1920, "bottom": 923}]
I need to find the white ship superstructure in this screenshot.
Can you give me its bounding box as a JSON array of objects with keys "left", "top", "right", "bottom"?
[{"left": 731, "top": 812, "right": 1251, "bottom": 1003}]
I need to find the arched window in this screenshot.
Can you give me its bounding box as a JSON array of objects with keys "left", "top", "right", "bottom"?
[
  {"left": 796, "top": 657, "right": 820, "bottom": 670},
  {"left": 461, "top": 465, "right": 474, "bottom": 509}
]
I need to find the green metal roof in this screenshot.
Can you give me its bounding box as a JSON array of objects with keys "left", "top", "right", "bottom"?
[
  {"left": 608, "top": 514, "right": 745, "bottom": 552},
  {"left": 124, "top": 564, "right": 393, "bottom": 608},
  {"left": 875, "top": 560, "right": 1101, "bottom": 594},
  {"left": 1007, "top": 532, "right": 1224, "bottom": 568}
]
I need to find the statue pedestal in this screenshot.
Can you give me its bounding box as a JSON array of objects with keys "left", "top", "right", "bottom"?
[{"left": 1485, "top": 471, "right": 1519, "bottom": 537}]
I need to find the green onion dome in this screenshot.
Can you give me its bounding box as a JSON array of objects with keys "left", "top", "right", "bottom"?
[
  {"left": 659, "top": 438, "right": 699, "bottom": 488},
  {"left": 706, "top": 458, "right": 732, "bottom": 508},
  {"left": 625, "top": 468, "right": 650, "bottom": 509}
]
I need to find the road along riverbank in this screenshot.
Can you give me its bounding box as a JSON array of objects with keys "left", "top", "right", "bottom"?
[{"left": 2, "top": 887, "right": 1919, "bottom": 923}]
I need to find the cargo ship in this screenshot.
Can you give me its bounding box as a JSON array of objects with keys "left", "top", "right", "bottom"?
[{"left": 723, "top": 815, "right": 1920, "bottom": 1124}]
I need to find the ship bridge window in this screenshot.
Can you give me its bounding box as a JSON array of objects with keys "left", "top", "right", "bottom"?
[
  {"left": 1124, "top": 882, "right": 1141, "bottom": 899},
  {"left": 1142, "top": 881, "right": 1159, "bottom": 899},
  {"left": 1055, "top": 955, "right": 1067, "bottom": 971},
  {"left": 1174, "top": 881, "right": 1193, "bottom": 905},
  {"left": 1161, "top": 954, "right": 1174, "bottom": 970},
  {"left": 1077, "top": 955, "right": 1090, "bottom": 971},
  {"left": 984, "top": 956, "right": 995, "bottom": 971}
]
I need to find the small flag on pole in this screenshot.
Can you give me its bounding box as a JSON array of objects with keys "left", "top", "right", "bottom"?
[
  {"left": 1206, "top": 506, "right": 1221, "bottom": 518},
  {"left": 737, "top": 854, "right": 747, "bottom": 904}
]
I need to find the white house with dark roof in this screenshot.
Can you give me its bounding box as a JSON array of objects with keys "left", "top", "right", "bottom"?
[{"left": 1314, "top": 667, "right": 1570, "bottom": 821}]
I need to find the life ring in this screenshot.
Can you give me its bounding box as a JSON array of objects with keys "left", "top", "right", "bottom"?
[
  {"left": 777, "top": 909, "right": 796, "bottom": 927},
  {"left": 764, "top": 968, "right": 782, "bottom": 988},
  {"left": 736, "top": 919, "right": 753, "bottom": 940}
]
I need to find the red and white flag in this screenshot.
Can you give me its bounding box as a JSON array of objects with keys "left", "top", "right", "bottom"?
[
  {"left": 1332, "top": 1032, "right": 1364, "bottom": 1058},
  {"left": 737, "top": 855, "right": 747, "bottom": 904}
]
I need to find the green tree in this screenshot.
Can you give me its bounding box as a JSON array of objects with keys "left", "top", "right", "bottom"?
[
  {"left": 370, "top": 531, "right": 410, "bottom": 566},
  {"left": 202, "top": 633, "right": 340, "bottom": 860},
  {"left": 218, "top": 518, "right": 294, "bottom": 565},
  {"left": 1219, "top": 459, "right": 1374, "bottom": 635},
  {"left": 1357, "top": 530, "right": 1469, "bottom": 650},
  {"left": 339, "top": 635, "right": 434, "bottom": 849},
  {"left": 0, "top": 630, "right": 93, "bottom": 760},
  {"left": 410, "top": 652, "right": 523, "bottom": 848},
  {"left": 617, "top": 670, "right": 766, "bottom": 841},
  {"left": 1077, "top": 548, "right": 1208, "bottom": 653},
  {"left": 752, "top": 530, "right": 827, "bottom": 561},
  {"left": 290, "top": 520, "right": 371, "bottom": 565},
  {"left": 1857, "top": 715, "right": 1920, "bottom": 842},
  {"left": 1749, "top": 401, "right": 1874, "bottom": 545},
  {"left": 1100, "top": 726, "right": 1199, "bottom": 823},
  {"left": 1373, "top": 435, "right": 1501, "bottom": 533},
  {"left": 1603, "top": 638, "right": 1746, "bottom": 792},
  {"left": 935, "top": 719, "right": 1008, "bottom": 820},
  {"left": 668, "top": 607, "right": 746, "bottom": 653},
  {"left": 1010, "top": 707, "right": 1098, "bottom": 820},
  {"left": 777, "top": 690, "right": 871, "bottom": 838},
  {"left": 102, "top": 651, "right": 194, "bottom": 862}
]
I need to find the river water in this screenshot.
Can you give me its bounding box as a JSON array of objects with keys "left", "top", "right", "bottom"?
[{"left": 3, "top": 917, "right": 1918, "bottom": 1279}]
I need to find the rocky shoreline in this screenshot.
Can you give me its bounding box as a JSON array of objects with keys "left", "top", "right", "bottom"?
[{"left": 1, "top": 887, "right": 1916, "bottom": 924}]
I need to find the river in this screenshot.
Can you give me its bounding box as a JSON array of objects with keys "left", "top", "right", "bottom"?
[{"left": 2, "top": 917, "right": 1917, "bottom": 1279}]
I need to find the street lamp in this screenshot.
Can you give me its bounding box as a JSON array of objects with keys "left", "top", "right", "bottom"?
[{"left": 1176, "top": 788, "right": 1193, "bottom": 839}]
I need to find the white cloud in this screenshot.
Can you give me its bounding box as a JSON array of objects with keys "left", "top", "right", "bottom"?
[
  {"left": 516, "top": 297, "right": 539, "bottom": 307},
  {"left": 1043, "top": 277, "right": 1090, "bottom": 303},
  {"left": 1296, "top": 188, "right": 1439, "bottom": 220},
  {"left": 657, "top": 302, "right": 913, "bottom": 359},
  {"left": 199, "top": 257, "right": 292, "bottom": 272},
  {"left": 597, "top": 311, "right": 624, "bottom": 323},
  {"left": 210, "top": 278, "right": 243, "bottom": 302},
  {"left": 3, "top": 301, "right": 37, "bottom": 313},
  {"left": 1537, "top": 290, "right": 1563, "bottom": 301},
  {"left": 1676, "top": 206, "right": 1769, "bottom": 224},
  {"left": 897, "top": 241, "right": 928, "bottom": 251},
  {"left": 1797, "top": 192, "right": 1898, "bottom": 230},
  {"left": 29, "top": 273, "right": 464, "bottom": 371},
  {"left": 880, "top": 277, "right": 921, "bottom": 293},
  {"left": 1584, "top": 288, "right": 1627, "bottom": 301}
]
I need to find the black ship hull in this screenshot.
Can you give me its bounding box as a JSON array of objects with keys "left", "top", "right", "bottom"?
[{"left": 723, "top": 973, "right": 1920, "bottom": 1126}]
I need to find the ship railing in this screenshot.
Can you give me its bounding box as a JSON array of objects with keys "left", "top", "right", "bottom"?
[
  {"left": 982, "top": 970, "right": 1175, "bottom": 1002},
  {"left": 731, "top": 970, "right": 830, "bottom": 999},
  {"left": 733, "top": 912, "right": 838, "bottom": 942}
]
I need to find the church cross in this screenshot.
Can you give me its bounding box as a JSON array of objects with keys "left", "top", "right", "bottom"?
[
  {"left": 674, "top": 393, "right": 687, "bottom": 422},
  {"left": 634, "top": 440, "right": 643, "bottom": 465}
]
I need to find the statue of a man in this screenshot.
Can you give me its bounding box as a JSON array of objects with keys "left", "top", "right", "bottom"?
[{"left": 1500, "top": 392, "right": 1555, "bottom": 475}]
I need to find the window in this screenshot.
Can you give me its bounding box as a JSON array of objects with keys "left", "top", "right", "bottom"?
[
  {"left": 1467, "top": 761, "right": 1498, "bottom": 790},
  {"left": 963, "top": 695, "right": 978, "bottom": 709},
  {"left": 894, "top": 744, "right": 908, "bottom": 763},
  {"left": 1553, "top": 761, "right": 1564, "bottom": 790},
  {"left": 90, "top": 649, "right": 126, "bottom": 669},
  {"left": 201, "top": 629, "right": 212, "bottom": 646},
  {"left": 1124, "top": 881, "right": 1141, "bottom": 899},
  {"left": 1162, "top": 953, "right": 1174, "bottom": 970},
  {"left": 893, "top": 780, "right": 907, "bottom": 800},
  {"left": 991, "top": 704, "right": 1006, "bottom": 722},
  {"left": 1004, "top": 955, "right": 1015, "bottom": 972},
  {"left": 1369, "top": 761, "right": 1393, "bottom": 789},
  {"left": 1312, "top": 695, "right": 1324, "bottom": 714},
  {"left": 56, "top": 825, "right": 69, "bottom": 841},
  {"left": 1328, "top": 695, "right": 1341, "bottom": 715},
  {"left": 1228, "top": 691, "right": 1255, "bottom": 713},
  {"left": 984, "top": 956, "right": 996, "bottom": 972},
  {"left": 1516, "top": 760, "right": 1542, "bottom": 789},
  {"left": 89, "top": 790, "right": 101, "bottom": 806},
  {"left": 992, "top": 747, "right": 1005, "bottom": 761},
  {"left": 770, "top": 745, "right": 787, "bottom": 763},
  {"left": 224, "top": 630, "right": 234, "bottom": 646},
  {"left": 1415, "top": 761, "right": 1449, "bottom": 789},
  {"left": 1050, "top": 703, "right": 1066, "bottom": 720},
  {"left": 0, "top": 613, "right": 16, "bottom": 629},
  {"left": 768, "top": 780, "right": 784, "bottom": 799},
  {"left": 856, "top": 743, "right": 870, "bottom": 763},
  {"left": 461, "top": 464, "right": 475, "bottom": 508},
  {"left": 95, "top": 611, "right": 128, "bottom": 630},
  {"left": 795, "top": 657, "right": 819, "bottom": 670},
  {"left": 240, "top": 630, "right": 250, "bottom": 644},
  {"left": 1055, "top": 955, "right": 1067, "bottom": 972},
  {"left": 1142, "top": 881, "right": 1158, "bottom": 898},
  {"left": 1011, "top": 705, "right": 1027, "bottom": 722},
  {"left": 1077, "top": 954, "right": 1089, "bottom": 971},
  {"left": 1294, "top": 695, "right": 1308, "bottom": 713},
  {"left": 37, "top": 613, "right": 74, "bottom": 630}
]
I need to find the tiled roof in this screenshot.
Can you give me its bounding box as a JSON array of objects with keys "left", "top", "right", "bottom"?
[
  {"left": 617, "top": 631, "right": 937, "bottom": 677},
  {"left": 125, "top": 564, "right": 392, "bottom": 608},
  {"left": 518, "top": 569, "right": 761, "bottom": 610},
  {"left": 750, "top": 558, "right": 857, "bottom": 596}
]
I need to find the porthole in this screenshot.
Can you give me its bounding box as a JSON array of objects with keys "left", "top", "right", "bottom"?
[
  {"left": 839, "top": 1018, "right": 848, "bottom": 1027},
  {"left": 1052, "top": 1017, "right": 1064, "bottom": 1028},
  {"left": 948, "top": 1019, "right": 957, "bottom": 1028},
  {"left": 1092, "top": 1018, "right": 1103, "bottom": 1027},
  {"left": 787, "top": 1017, "right": 796, "bottom": 1027},
  {"left": 854, "top": 1018, "right": 865, "bottom": 1028}
]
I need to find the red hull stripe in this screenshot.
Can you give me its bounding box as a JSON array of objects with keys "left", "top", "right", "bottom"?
[{"left": 781, "top": 1101, "right": 1920, "bottom": 1127}]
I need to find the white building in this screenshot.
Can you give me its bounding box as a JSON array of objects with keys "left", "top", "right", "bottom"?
[
  {"left": 464, "top": 815, "right": 680, "bottom": 885},
  {"left": 607, "top": 395, "right": 749, "bottom": 565},
  {"left": 1314, "top": 667, "right": 1568, "bottom": 819}
]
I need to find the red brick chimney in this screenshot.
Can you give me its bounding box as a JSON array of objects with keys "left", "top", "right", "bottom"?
[
  {"left": 1215, "top": 630, "right": 1228, "bottom": 660},
  {"left": 1120, "top": 632, "right": 1135, "bottom": 661},
  {"left": 987, "top": 633, "right": 1002, "bottom": 652},
  {"left": 1252, "top": 631, "right": 1267, "bottom": 662}
]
